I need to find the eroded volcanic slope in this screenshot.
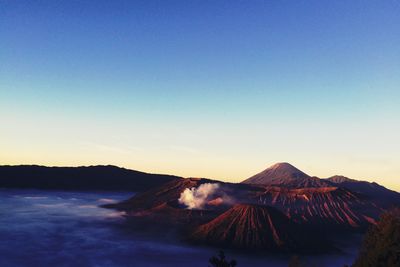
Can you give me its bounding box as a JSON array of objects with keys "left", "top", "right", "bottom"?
[
  {"left": 252, "top": 186, "right": 381, "bottom": 228},
  {"left": 326, "top": 175, "right": 400, "bottom": 207},
  {"left": 191, "top": 204, "right": 326, "bottom": 252}
]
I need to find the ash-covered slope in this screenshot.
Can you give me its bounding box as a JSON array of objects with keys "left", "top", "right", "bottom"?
[
  {"left": 191, "top": 204, "right": 326, "bottom": 252},
  {"left": 326, "top": 175, "right": 400, "bottom": 207},
  {"left": 242, "top": 163, "right": 331, "bottom": 188},
  {"left": 253, "top": 186, "right": 381, "bottom": 228}
]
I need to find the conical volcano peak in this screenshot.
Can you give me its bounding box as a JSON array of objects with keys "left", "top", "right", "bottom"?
[
  {"left": 269, "top": 162, "right": 302, "bottom": 172},
  {"left": 241, "top": 162, "right": 312, "bottom": 186},
  {"left": 257, "top": 162, "right": 309, "bottom": 179}
]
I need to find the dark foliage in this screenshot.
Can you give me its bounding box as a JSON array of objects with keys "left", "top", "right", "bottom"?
[
  {"left": 209, "top": 251, "right": 237, "bottom": 267},
  {"left": 353, "top": 208, "right": 400, "bottom": 267},
  {"left": 288, "top": 255, "right": 304, "bottom": 267}
]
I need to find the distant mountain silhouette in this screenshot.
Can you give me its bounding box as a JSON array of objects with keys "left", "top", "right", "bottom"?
[
  {"left": 242, "top": 162, "right": 331, "bottom": 188},
  {"left": 0, "top": 165, "right": 181, "bottom": 192}
]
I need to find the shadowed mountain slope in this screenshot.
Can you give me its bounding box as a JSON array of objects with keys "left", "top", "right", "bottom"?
[{"left": 0, "top": 165, "right": 181, "bottom": 192}]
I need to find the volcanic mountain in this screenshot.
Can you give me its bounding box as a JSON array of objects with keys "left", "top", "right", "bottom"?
[
  {"left": 326, "top": 175, "right": 400, "bottom": 207},
  {"left": 102, "top": 162, "right": 400, "bottom": 252},
  {"left": 105, "top": 177, "right": 220, "bottom": 211},
  {"left": 240, "top": 165, "right": 398, "bottom": 228},
  {"left": 251, "top": 186, "right": 381, "bottom": 228},
  {"left": 190, "top": 204, "right": 326, "bottom": 252},
  {"left": 104, "top": 177, "right": 230, "bottom": 228},
  {"left": 107, "top": 174, "right": 386, "bottom": 230},
  {"left": 242, "top": 162, "right": 331, "bottom": 188}
]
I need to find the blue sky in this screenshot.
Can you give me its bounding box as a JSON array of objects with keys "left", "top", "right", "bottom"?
[{"left": 1, "top": 1, "right": 399, "bottom": 190}]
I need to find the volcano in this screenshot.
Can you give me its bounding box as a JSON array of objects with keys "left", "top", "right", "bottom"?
[
  {"left": 252, "top": 186, "right": 381, "bottom": 228},
  {"left": 242, "top": 162, "right": 331, "bottom": 188},
  {"left": 104, "top": 177, "right": 207, "bottom": 211},
  {"left": 190, "top": 204, "right": 326, "bottom": 252},
  {"left": 326, "top": 175, "right": 400, "bottom": 207},
  {"left": 102, "top": 162, "right": 400, "bottom": 254}
]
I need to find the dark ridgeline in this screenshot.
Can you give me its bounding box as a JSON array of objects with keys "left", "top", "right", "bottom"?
[{"left": 0, "top": 165, "right": 181, "bottom": 192}]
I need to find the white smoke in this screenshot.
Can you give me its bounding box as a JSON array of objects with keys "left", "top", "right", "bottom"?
[{"left": 178, "top": 183, "right": 220, "bottom": 210}]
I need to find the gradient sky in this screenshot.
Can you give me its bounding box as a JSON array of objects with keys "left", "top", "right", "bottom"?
[{"left": 1, "top": 1, "right": 399, "bottom": 191}]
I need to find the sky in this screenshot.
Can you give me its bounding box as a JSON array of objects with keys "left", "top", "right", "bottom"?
[{"left": 1, "top": 0, "right": 399, "bottom": 191}]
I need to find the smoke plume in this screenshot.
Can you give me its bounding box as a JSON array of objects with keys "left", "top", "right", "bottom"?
[{"left": 178, "top": 183, "right": 219, "bottom": 210}]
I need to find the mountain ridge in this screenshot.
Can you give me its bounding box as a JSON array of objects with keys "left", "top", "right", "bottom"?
[{"left": 0, "top": 165, "right": 181, "bottom": 192}]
